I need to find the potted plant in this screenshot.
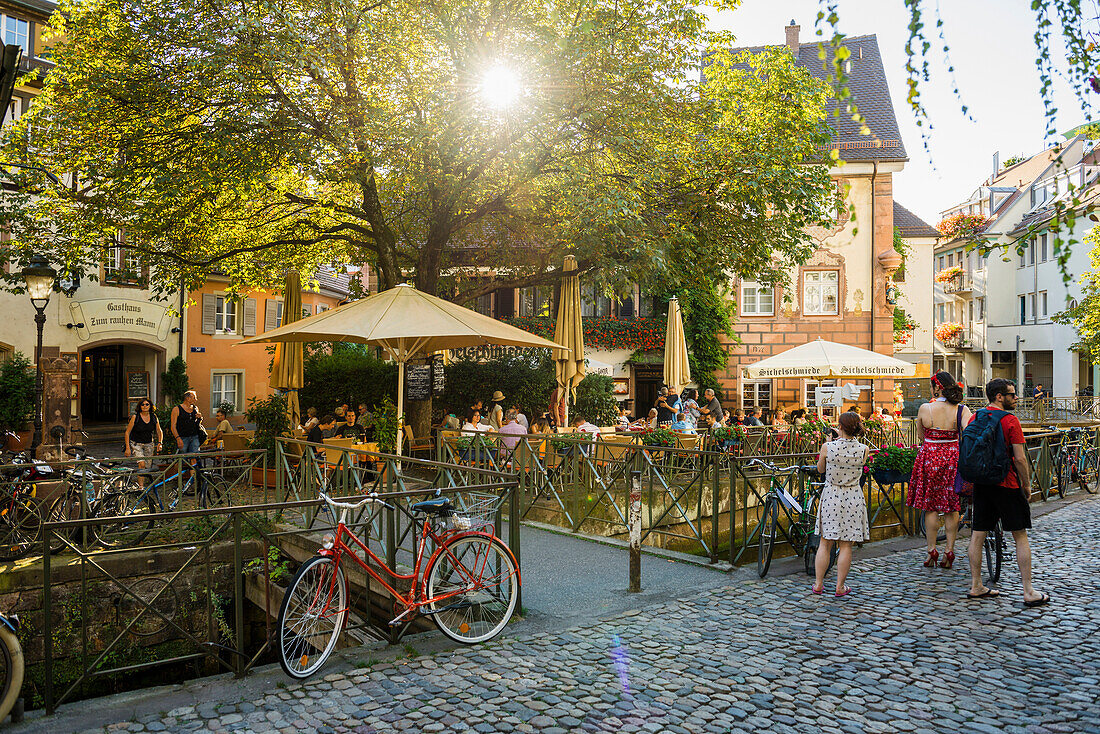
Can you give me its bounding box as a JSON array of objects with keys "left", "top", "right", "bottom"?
[
  {"left": 0, "top": 353, "right": 36, "bottom": 451},
  {"left": 866, "top": 444, "right": 918, "bottom": 485},
  {"left": 712, "top": 425, "right": 745, "bottom": 452},
  {"left": 246, "top": 393, "right": 290, "bottom": 487},
  {"left": 934, "top": 265, "right": 964, "bottom": 283}
]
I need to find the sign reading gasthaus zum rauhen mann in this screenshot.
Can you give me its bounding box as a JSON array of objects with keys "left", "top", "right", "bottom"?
[{"left": 68, "top": 299, "right": 173, "bottom": 342}]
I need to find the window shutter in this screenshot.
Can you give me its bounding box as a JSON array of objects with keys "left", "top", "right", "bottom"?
[
  {"left": 242, "top": 298, "right": 257, "bottom": 336},
  {"left": 264, "top": 299, "right": 277, "bottom": 331},
  {"left": 201, "top": 294, "right": 216, "bottom": 334}
]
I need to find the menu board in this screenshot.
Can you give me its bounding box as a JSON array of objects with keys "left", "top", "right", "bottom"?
[
  {"left": 432, "top": 355, "right": 445, "bottom": 396},
  {"left": 127, "top": 370, "right": 150, "bottom": 401},
  {"left": 405, "top": 364, "right": 432, "bottom": 402},
  {"left": 127, "top": 370, "right": 150, "bottom": 417}
]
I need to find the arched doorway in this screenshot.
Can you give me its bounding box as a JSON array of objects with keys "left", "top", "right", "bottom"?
[{"left": 78, "top": 340, "right": 167, "bottom": 425}]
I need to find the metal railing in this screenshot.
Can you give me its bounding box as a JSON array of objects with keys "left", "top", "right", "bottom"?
[
  {"left": 963, "top": 397, "right": 1100, "bottom": 424},
  {"left": 36, "top": 459, "right": 521, "bottom": 713}
]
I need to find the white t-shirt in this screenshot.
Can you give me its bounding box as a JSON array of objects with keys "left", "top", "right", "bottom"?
[
  {"left": 576, "top": 421, "right": 600, "bottom": 436},
  {"left": 462, "top": 422, "right": 491, "bottom": 433}
]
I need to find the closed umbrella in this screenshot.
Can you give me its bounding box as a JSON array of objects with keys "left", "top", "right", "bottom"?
[
  {"left": 269, "top": 271, "right": 303, "bottom": 428},
  {"left": 241, "top": 284, "right": 567, "bottom": 457},
  {"left": 663, "top": 296, "right": 691, "bottom": 394},
  {"left": 553, "top": 256, "right": 585, "bottom": 426}
]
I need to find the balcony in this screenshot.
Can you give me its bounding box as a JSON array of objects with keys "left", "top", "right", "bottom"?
[
  {"left": 942, "top": 274, "right": 975, "bottom": 294},
  {"left": 940, "top": 324, "right": 984, "bottom": 352}
]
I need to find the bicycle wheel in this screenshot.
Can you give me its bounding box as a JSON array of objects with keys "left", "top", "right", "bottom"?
[
  {"left": 803, "top": 535, "right": 817, "bottom": 576},
  {"left": 425, "top": 534, "right": 518, "bottom": 644},
  {"left": 45, "top": 491, "right": 80, "bottom": 554},
  {"left": 1054, "top": 456, "right": 1068, "bottom": 499},
  {"left": 95, "top": 487, "right": 156, "bottom": 548},
  {"left": 984, "top": 522, "right": 1003, "bottom": 584},
  {"left": 276, "top": 555, "right": 347, "bottom": 679},
  {"left": 0, "top": 497, "right": 41, "bottom": 561},
  {"left": 199, "top": 475, "right": 229, "bottom": 508},
  {"left": 756, "top": 497, "right": 778, "bottom": 578},
  {"left": 1077, "top": 451, "right": 1099, "bottom": 494},
  {"left": 0, "top": 625, "right": 24, "bottom": 724}
]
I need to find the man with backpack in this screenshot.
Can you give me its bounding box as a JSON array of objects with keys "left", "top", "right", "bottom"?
[{"left": 959, "top": 378, "right": 1050, "bottom": 607}]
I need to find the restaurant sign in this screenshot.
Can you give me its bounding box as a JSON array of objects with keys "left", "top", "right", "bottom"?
[{"left": 68, "top": 299, "right": 173, "bottom": 342}]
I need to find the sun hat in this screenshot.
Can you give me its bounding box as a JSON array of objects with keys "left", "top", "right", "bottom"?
[{"left": 491, "top": 390, "right": 505, "bottom": 402}]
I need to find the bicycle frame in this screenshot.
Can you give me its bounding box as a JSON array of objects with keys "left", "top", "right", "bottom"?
[{"left": 316, "top": 501, "right": 520, "bottom": 627}]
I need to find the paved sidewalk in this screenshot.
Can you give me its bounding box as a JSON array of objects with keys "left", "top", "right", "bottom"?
[{"left": 22, "top": 493, "right": 1100, "bottom": 733}]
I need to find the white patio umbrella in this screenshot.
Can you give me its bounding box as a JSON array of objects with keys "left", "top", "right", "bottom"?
[
  {"left": 741, "top": 338, "right": 917, "bottom": 379},
  {"left": 240, "top": 284, "right": 567, "bottom": 456}
]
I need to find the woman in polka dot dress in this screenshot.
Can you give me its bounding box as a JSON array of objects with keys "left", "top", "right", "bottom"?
[{"left": 811, "top": 411, "right": 869, "bottom": 598}]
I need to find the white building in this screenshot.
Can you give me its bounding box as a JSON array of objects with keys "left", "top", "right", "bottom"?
[{"left": 934, "top": 135, "right": 1099, "bottom": 396}]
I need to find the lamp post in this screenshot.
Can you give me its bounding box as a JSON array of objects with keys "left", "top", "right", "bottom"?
[{"left": 20, "top": 254, "right": 56, "bottom": 452}]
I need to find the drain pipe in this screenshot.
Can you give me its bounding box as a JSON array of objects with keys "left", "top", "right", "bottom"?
[{"left": 869, "top": 162, "right": 878, "bottom": 406}]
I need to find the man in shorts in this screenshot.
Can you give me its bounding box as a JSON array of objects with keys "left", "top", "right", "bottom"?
[{"left": 966, "top": 378, "right": 1049, "bottom": 607}]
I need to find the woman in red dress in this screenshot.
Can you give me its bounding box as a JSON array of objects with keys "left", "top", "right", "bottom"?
[{"left": 907, "top": 371, "right": 972, "bottom": 569}]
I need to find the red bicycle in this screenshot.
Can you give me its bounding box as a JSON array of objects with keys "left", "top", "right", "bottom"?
[{"left": 276, "top": 491, "right": 520, "bottom": 679}]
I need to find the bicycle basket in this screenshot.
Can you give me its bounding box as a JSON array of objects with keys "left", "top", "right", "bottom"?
[{"left": 448, "top": 491, "right": 506, "bottom": 532}]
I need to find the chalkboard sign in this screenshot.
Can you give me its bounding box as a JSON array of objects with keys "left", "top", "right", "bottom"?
[
  {"left": 405, "top": 364, "right": 432, "bottom": 402},
  {"left": 127, "top": 370, "right": 150, "bottom": 401},
  {"left": 432, "top": 356, "right": 445, "bottom": 396}
]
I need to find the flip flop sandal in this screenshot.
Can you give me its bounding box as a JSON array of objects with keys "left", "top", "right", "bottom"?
[
  {"left": 966, "top": 589, "right": 1000, "bottom": 599},
  {"left": 834, "top": 586, "right": 852, "bottom": 598},
  {"left": 810, "top": 585, "right": 824, "bottom": 595},
  {"left": 1024, "top": 592, "right": 1051, "bottom": 608}
]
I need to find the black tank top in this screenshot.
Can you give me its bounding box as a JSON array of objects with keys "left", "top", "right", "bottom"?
[
  {"left": 175, "top": 405, "right": 201, "bottom": 437},
  {"left": 131, "top": 414, "right": 156, "bottom": 443}
]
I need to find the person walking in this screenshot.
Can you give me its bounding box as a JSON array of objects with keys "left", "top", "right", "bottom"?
[
  {"left": 812, "top": 411, "right": 870, "bottom": 598},
  {"left": 964, "top": 379, "right": 1049, "bottom": 607},
  {"left": 124, "top": 398, "right": 163, "bottom": 485},
  {"left": 170, "top": 390, "right": 205, "bottom": 496},
  {"left": 907, "top": 371, "right": 971, "bottom": 569}
]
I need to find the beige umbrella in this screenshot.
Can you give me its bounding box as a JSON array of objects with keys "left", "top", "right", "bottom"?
[
  {"left": 241, "top": 283, "right": 567, "bottom": 456},
  {"left": 741, "top": 338, "right": 917, "bottom": 379},
  {"left": 553, "top": 256, "right": 585, "bottom": 425},
  {"left": 269, "top": 271, "right": 303, "bottom": 428},
  {"left": 663, "top": 296, "right": 691, "bottom": 394}
]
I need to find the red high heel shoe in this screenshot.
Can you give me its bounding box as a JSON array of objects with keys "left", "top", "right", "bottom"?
[
  {"left": 939, "top": 550, "right": 955, "bottom": 569},
  {"left": 922, "top": 548, "right": 939, "bottom": 568}
]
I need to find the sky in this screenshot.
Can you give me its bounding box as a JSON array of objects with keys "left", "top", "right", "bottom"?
[{"left": 704, "top": 0, "right": 1096, "bottom": 226}]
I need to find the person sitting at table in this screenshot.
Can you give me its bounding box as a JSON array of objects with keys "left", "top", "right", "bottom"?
[
  {"left": 308, "top": 414, "right": 338, "bottom": 444},
  {"left": 462, "top": 409, "right": 493, "bottom": 433},
  {"left": 639, "top": 407, "right": 658, "bottom": 430},
  {"left": 302, "top": 406, "right": 320, "bottom": 433},
  {"left": 616, "top": 405, "right": 631, "bottom": 429},
  {"left": 670, "top": 412, "right": 695, "bottom": 434},
  {"left": 208, "top": 408, "right": 234, "bottom": 447},
  {"left": 336, "top": 409, "right": 365, "bottom": 441},
  {"left": 531, "top": 417, "right": 551, "bottom": 434}
]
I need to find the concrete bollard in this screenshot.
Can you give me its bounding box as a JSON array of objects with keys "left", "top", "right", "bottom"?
[{"left": 629, "top": 470, "right": 641, "bottom": 593}]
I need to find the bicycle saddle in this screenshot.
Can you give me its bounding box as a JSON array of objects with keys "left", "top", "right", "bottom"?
[{"left": 410, "top": 498, "right": 453, "bottom": 515}]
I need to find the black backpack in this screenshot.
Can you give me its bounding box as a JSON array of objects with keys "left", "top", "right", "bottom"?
[{"left": 958, "top": 408, "right": 1011, "bottom": 485}]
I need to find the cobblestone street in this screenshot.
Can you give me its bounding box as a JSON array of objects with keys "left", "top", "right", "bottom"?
[{"left": 35, "top": 494, "right": 1100, "bottom": 733}]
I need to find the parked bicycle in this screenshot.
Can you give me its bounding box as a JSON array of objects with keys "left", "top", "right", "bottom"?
[
  {"left": 276, "top": 490, "right": 519, "bottom": 679},
  {"left": 1047, "top": 427, "right": 1099, "bottom": 498},
  {"left": 0, "top": 611, "right": 23, "bottom": 724},
  {"left": 0, "top": 444, "right": 55, "bottom": 561},
  {"left": 745, "top": 459, "right": 835, "bottom": 578}
]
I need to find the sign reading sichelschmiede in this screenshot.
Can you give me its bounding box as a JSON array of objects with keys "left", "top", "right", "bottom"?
[{"left": 68, "top": 299, "right": 173, "bottom": 342}]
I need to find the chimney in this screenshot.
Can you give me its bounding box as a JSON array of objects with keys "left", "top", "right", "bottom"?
[
  {"left": 993, "top": 151, "right": 1000, "bottom": 175},
  {"left": 786, "top": 20, "right": 800, "bottom": 57}
]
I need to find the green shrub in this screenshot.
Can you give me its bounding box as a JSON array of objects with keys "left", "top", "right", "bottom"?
[
  {"left": 300, "top": 349, "right": 397, "bottom": 415},
  {"left": 246, "top": 393, "right": 290, "bottom": 457},
  {"left": 372, "top": 396, "right": 399, "bottom": 453},
  {"left": 441, "top": 353, "right": 554, "bottom": 421},
  {"left": 0, "top": 352, "right": 35, "bottom": 432},
  {"left": 161, "top": 356, "right": 190, "bottom": 406},
  {"left": 573, "top": 373, "right": 619, "bottom": 426}
]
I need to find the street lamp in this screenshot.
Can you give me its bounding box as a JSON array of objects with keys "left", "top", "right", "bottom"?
[{"left": 20, "top": 254, "right": 56, "bottom": 452}]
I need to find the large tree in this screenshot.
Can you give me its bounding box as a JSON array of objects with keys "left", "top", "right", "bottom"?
[{"left": 0, "top": 0, "right": 835, "bottom": 301}]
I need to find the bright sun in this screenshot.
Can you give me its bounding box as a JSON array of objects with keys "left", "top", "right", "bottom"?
[{"left": 479, "top": 66, "right": 522, "bottom": 110}]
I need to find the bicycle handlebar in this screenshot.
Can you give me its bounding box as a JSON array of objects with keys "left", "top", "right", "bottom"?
[
  {"left": 319, "top": 491, "right": 390, "bottom": 511},
  {"left": 745, "top": 458, "right": 815, "bottom": 475}
]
